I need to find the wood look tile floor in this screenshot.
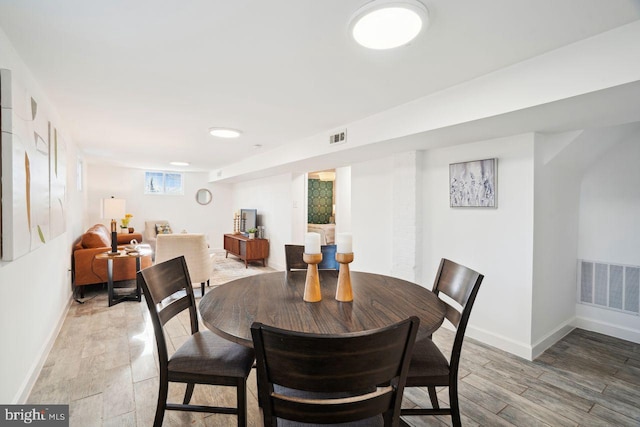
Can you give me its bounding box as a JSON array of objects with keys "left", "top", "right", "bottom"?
[{"left": 28, "top": 255, "right": 640, "bottom": 426}]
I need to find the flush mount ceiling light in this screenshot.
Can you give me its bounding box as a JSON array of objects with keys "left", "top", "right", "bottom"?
[
  {"left": 209, "top": 127, "right": 242, "bottom": 138},
  {"left": 349, "top": 0, "right": 429, "bottom": 50},
  {"left": 170, "top": 161, "right": 190, "bottom": 166},
  {"left": 318, "top": 171, "right": 336, "bottom": 181}
]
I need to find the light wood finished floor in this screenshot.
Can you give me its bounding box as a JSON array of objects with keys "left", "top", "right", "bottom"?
[{"left": 28, "top": 257, "right": 640, "bottom": 426}]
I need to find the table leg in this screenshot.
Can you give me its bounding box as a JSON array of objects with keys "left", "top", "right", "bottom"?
[
  {"left": 135, "top": 256, "right": 141, "bottom": 301},
  {"left": 107, "top": 255, "right": 142, "bottom": 307},
  {"left": 107, "top": 258, "right": 114, "bottom": 307}
]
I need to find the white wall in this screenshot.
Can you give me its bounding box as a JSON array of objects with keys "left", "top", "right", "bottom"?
[
  {"left": 576, "top": 134, "right": 640, "bottom": 342},
  {"left": 335, "top": 166, "right": 352, "bottom": 235},
  {"left": 530, "top": 133, "right": 583, "bottom": 356},
  {"left": 231, "top": 173, "right": 294, "bottom": 270},
  {"left": 86, "top": 164, "right": 232, "bottom": 250},
  {"left": 422, "top": 134, "right": 536, "bottom": 359},
  {"left": 391, "top": 152, "right": 422, "bottom": 282},
  {"left": 351, "top": 158, "right": 394, "bottom": 275},
  {"left": 0, "top": 26, "right": 85, "bottom": 403},
  {"left": 291, "top": 173, "right": 307, "bottom": 245},
  {"left": 578, "top": 135, "right": 640, "bottom": 265},
  {"left": 224, "top": 129, "right": 638, "bottom": 357},
  {"left": 232, "top": 168, "right": 351, "bottom": 270}
]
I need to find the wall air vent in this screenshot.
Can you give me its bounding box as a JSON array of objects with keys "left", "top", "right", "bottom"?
[
  {"left": 578, "top": 259, "right": 639, "bottom": 315},
  {"left": 329, "top": 129, "right": 347, "bottom": 145}
]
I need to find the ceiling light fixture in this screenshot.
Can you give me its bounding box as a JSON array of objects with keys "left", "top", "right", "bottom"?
[
  {"left": 170, "top": 161, "right": 190, "bottom": 166},
  {"left": 349, "top": 0, "right": 429, "bottom": 50},
  {"left": 209, "top": 127, "right": 242, "bottom": 138},
  {"left": 318, "top": 171, "right": 336, "bottom": 181}
]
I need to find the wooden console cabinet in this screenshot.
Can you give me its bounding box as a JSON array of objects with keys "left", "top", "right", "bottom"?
[{"left": 224, "top": 234, "right": 269, "bottom": 268}]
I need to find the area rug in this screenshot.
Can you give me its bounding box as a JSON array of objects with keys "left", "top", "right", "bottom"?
[{"left": 209, "top": 250, "right": 276, "bottom": 286}]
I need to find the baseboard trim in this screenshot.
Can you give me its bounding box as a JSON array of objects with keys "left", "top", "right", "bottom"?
[
  {"left": 531, "top": 319, "right": 575, "bottom": 360},
  {"left": 14, "top": 296, "right": 73, "bottom": 403},
  {"left": 465, "top": 325, "right": 533, "bottom": 361},
  {"left": 433, "top": 316, "right": 636, "bottom": 362},
  {"left": 574, "top": 316, "right": 640, "bottom": 344}
]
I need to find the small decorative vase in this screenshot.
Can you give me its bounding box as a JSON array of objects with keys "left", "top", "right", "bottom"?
[
  {"left": 249, "top": 233, "right": 255, "bottom": 239},
  {"left": 128, "top": 227, "right": 134, "bottom": 233},
  {"left": 120, "top": 228, "right": 129, "bottom": 234}
]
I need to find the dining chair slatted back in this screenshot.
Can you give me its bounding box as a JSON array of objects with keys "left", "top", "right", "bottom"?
[
  {"left": 401, "top": 258, "right": 484, "bottom": 427},
  {"left": 284, "top": 244, "right": 339, "bottom": 271},
  {"left": 434, "top": 258, "right": 483, "bottom": 330},
  {"left": 252, "top": 317, "right": 420, "bottom": 426},
  {"left": 138, "top": 256, "right": 255, "bottom": 427},
  {"left": 141, "top": 256, "right": 197, "bottom": 337}
]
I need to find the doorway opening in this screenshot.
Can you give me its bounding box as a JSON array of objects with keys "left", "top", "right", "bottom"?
[{"left": 307, "top": 169, "right": 336, "bottom": 245}]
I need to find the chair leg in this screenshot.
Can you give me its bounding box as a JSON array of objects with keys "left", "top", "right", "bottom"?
[
  {"left": 428, "top": 386, "right": 439, "bottom": 409},
  {"left": 237, "top": 378, "right": 247, "bottom": 427},
  {"left": 183, "top": 383, "right": 195, "bottom": 404},
  {"left": 201, "top": 282, "right": 205, "bottom": 297},
  {"left": 207, "top": 279, "right": 210, "bottom": 287},
  {"left": 154, "top": 379, "right": 168, "bottom": 427},
  {"left": 449, "top": 382, "right": 461, "bottom": 427}
]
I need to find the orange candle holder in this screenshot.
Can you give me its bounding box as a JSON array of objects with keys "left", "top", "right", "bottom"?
[
  {"left": 303, "top": 253, "right": 323, "bottom": 302},
  {"left": 335, "top": 252, "right": 354, "bottom": 302}
]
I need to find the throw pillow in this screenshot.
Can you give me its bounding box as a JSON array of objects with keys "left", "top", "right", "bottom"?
[{"left": 155, "top": 223, "right": 173, "bottom": 235}]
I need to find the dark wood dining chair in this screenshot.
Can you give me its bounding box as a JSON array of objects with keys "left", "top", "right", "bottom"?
[
  {"left": 284, "top": 244, "right": 306, "bottom": 271},
  {"left": 284, "top": 244, "right": 339, "bottom": 271},
  {"left": 401, "top": 258, "right": 484, "bottom": 427},
  {"left": 137, "top": 256, "right": 255, "bottom": 427},
  {"left": 251, "top": 317, "right": 420, "bottom": 427}
]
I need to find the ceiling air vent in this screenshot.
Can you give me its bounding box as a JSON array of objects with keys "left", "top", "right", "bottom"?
[{"left": 329, "top": 129, "right": 347, "bottom": 145}]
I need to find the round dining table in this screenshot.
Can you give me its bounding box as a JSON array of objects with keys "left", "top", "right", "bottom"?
[{"left": 199, "top": 270, "right": 447, "bottom": 347}]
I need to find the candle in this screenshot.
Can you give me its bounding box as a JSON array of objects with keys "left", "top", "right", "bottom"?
[
  {"left": 304, "top": 232, "right": 321, "bottom": 254},
  {"left": 336, "top": 233, "right": 352, "bottom": 254}
]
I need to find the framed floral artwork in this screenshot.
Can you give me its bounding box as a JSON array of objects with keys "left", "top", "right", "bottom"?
[{"left": 449, "top": 158, "right": 497, "bottom": 208}]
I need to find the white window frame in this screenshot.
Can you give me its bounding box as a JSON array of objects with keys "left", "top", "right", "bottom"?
[{"left": 144, "top": 171, "right": 184, "bottom": 195}]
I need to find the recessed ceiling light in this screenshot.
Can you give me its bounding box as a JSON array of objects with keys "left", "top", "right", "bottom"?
[
  {"left": 349, "top": 0, "right": 429, "bottom": 50},
  {"left": 170, "top": 161, "right": 190, "bottom": 166},
  {"left": 209, "top": 127, "right": 242, "bottom": 138}
]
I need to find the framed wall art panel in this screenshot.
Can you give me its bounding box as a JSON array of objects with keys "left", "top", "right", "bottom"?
[
  {"left": 449, "top": 158, "right": 497, "bottom": 208},
  {"left": 49, "top": 126, "right": 67, "bottom": 239},
  {"left": 1, "top": 68, "right": 66, "bottom": 261}
]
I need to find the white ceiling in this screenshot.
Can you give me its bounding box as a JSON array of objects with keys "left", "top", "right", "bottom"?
[{"left": 1, "top": 0, "right": 639, "bottom": 173}]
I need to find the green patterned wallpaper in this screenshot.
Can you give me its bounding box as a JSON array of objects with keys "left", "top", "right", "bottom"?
[{"left": 308, "top": 179, "right": 333, "bottom": 224}]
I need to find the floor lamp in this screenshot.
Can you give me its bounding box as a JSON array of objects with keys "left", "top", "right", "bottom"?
[{"left": 102, "top": 196, "right": 126, "bottom": 254}]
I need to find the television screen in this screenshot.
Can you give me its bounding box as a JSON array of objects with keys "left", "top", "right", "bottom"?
[{"left": 240, "top": 209, "right": 257, "bottom": 232}]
